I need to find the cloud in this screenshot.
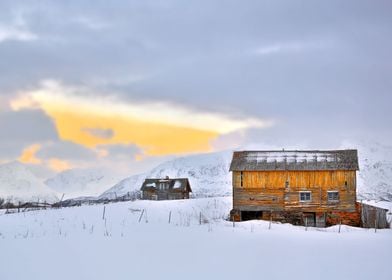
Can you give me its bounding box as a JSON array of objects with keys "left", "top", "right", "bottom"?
[
  {"left": 9, "top": 81, "right": 271, "bottom": 155},
  {"left": 0, "top": 0, "right": 391, "bottom": 173},
  {"left": 18, "top": 80, "right": 271, "bottom": 134},
  {"left": 47, "top": 158, "right": 71, "bottom": 172},
  {"left": 253, "top": 40, "right": 334, "bottom": 56},
  {"left": 19, "top": 144, "right": 42, "bottom": 164},
  {"left": 0, "top": 24, "right": 37, "bottom": 43},
  {"left": 36, "top": 141, "right": 97, "bottom": 161},
  {"left": 10, "top": 94, "right": 41, "bottom": 111},
  {"left": 82, "top": 128, "right": 114, "bottom": 139},
  {"left": 0, "top": 109, "right": 58, "bottom": 159},
  {"left": 97, "top": 143, "right": 142, "bottom": 161},
  {"left": 0, "top": 109, "right": 58, "bottom": 142}
]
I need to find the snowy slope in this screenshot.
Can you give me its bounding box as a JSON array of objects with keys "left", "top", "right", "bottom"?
[
  {"left": 349, "top": 141, "right": 392, "bottom": 201},
  {"left": 147, "top": 151, "right": 232, "bottom": 197},
  {"left": 99, "top": 173, "right": 146, "bottom": 199},
  {"left": 100, "top": 151, "right": 232, "bottom": 199},
  {"left": 0, "top": 161, "right": 58, "bottom": 204},
  {"left": 45, "top": 168, "right": 122, "bottom": 199}
]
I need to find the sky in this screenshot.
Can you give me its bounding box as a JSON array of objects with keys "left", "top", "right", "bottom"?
[{"left": 0, "top": 0, "right": 391, "bottom": 178}]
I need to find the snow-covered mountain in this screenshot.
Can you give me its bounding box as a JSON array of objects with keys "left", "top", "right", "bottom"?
[
  {"left": 45, "top": 168, "right": 122, "bottom": 199},
  {"left": 99, "top": 173, "right": 147, "bottom": 200},
  {"left": 101, "top": 142, "right": 392, "bottom": 201},
  {"left": 0, "top": 161, "right": 58, "bottom": 204},
  {"left": 100, "top": 151, "right": 233, "bottom": 199},
  {"left": 351, "top": 141, "right": 392, "bottom": 201},
  {"left": 1, "top": 141, "right": 391, "bottom": 203}
]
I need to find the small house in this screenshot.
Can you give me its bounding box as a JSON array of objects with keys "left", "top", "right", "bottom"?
[
  {"left": 141, "top": 177, "right": 192, "bottom": 200},
  {"left": 229, "top": 149, "right": 389, "bottom": 228}
]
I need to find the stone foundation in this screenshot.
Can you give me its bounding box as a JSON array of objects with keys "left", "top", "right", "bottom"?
[{"left": 230, "top": 207, "right": 362, "bottom": 228}]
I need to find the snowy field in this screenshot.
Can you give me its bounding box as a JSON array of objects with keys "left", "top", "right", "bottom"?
[{"left": 0, "top": 197, "right": 391, "bottom": 280}]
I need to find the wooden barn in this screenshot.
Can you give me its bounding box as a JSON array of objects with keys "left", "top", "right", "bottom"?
[
  {"left": 141, "top": 177, "right": 192, "bottom": 200},
  {"left": 229, "top": 150, "right": 389, "bottom": 228}
]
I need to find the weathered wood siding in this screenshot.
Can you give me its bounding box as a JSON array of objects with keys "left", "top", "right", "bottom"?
[
  {"left": 360, "top": 203, "right": 389, "bottom": 229},
  {"left": 233, "top": 170, "right": 357, "bottom": 212},
  {"left": 142, "top": 190, "right": 189, "bottom": 200}
]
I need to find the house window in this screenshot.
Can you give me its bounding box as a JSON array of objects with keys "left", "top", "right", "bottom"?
[
  {"left": 299, "top": 191, "right": 311, "bottom": 202},
  {"left": 240, "top": 171, "right": 243, "bottom": 187},
  {"left": 159, "top": 183, "right": 167, "bottom": 190},
  {"left": 328, "top": 191, "right": 339, "bottom": 202}
]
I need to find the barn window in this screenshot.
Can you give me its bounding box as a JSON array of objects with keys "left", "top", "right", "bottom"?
[
  {"left": 328, "top": 191, "right": 339, "bottom": 202},
  {"left": 240, "top": 171, "right": 243, "bottom": 187},
  {"left": 299, "top": 191, "right": 311, "bottom": 202}
]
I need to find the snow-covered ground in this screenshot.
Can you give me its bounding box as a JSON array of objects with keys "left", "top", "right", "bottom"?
[{"left": 0, "top": 197, "right": 391, "bottom": 280}]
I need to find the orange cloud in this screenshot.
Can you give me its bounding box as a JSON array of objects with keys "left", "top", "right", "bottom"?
[
  {"left": 11, "top": 82, "right": 272, "bottom": 156},
  {"left": 19, "top": 144, "right": 42, "bottom": 164},
  {"left": 48, "top": 109, "right": 218, "bottom": 155},
  {"left": 48, "top": 158, "right": 71, "bottom": 172}
]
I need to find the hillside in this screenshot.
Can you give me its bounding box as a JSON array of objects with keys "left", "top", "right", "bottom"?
[
  {"left": 355, "top": 142, "right": 392, "bottom": 201},
  {"left": 100, "top": 151, "right": 232, "bottom": 199},
  {"left": 45, "top": 168, "right": 122, "bottom": 199},
  {"left": 0, "top": 161, "right": 58, "bottom": 204},
  {"left": 99, "top": 173, "right": 147, "bottom": 200}
]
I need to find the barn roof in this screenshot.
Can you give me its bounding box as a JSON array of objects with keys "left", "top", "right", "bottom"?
[
  {"left": 229, "top": 150, "right": 359, "bottom": 171},
  {"left": 140, "top": 178, "right": 192, "bottom": 192}
]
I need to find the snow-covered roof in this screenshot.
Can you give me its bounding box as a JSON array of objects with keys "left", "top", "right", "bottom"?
[
  {"left": 140, "top": 178, "right": 192, "bottom": 192},
  {"left": 230, "top": 150, "right": 359, "bottom": 171}
]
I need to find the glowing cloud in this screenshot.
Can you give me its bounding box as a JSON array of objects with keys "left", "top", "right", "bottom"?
[
  {"left": 19, "top": 144, "right": 42, "bottom": 164},
  {"left": 48, "top": 158, "right": 71, "bottom": 172},
  {"left": 12, "top": 81, "right": 272, "bottom": 155}
]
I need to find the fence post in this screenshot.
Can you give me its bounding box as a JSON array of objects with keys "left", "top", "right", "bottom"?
[
  {"left": 102, "top": 206, "right": 106, "bottom": 220},
  {"left": 338, "top": 219, "right": 341, "bottom": 234},
  {"left": 269, "top": 211, "right": 272, "bottom": 230},
  {"left": 168, "top": 211, "right": 172, "bottom": 224},
  {"left": 305, "top": 217, "right": 308, "bottom": 231},
  {"left": 138, "top": 209, "right": 145, "bottom": 223},
  {"left": 199, "top": 212, "right": 202, "bottom": 225}
]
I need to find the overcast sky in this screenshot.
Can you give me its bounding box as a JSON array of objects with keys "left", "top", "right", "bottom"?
[{"left": 0, "top": 0, "right": 391, "bottom": 177}]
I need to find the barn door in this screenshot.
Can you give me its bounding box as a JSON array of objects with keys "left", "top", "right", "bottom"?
[{"left": 303, "top": 212, "right": 316, "bottom": 227}]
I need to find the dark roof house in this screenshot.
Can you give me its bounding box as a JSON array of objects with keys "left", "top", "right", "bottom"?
[{"left": 141, "top": 177, "right": 192, "bottom": 200}]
